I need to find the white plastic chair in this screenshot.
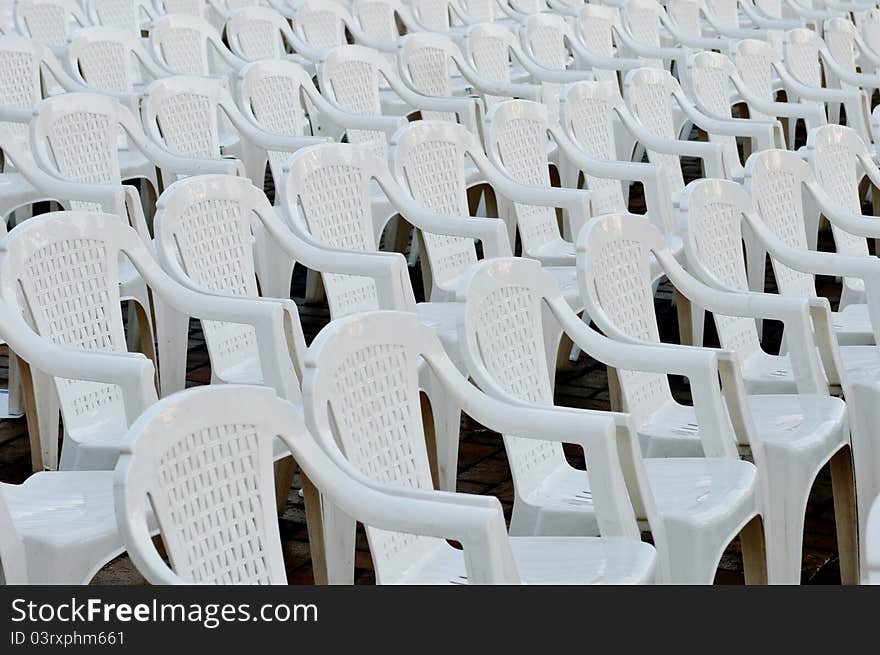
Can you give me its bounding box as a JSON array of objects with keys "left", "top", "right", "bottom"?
[
  {"left": 397, "top": 32, "right": 497, "bottom": 136},
  {"left": 148, "top": 13, "right": 245, "bottom": 79},
  {"left": 289, "top": 0, "right": 394, "bottom": 63},
  {"left": 238, "top": 58, "right": 392, "bottom": 188},
  {"left": 621, "top": 67, "right": 726, "bottom": 201},
  {"left": 570, "top": 4, "right": 645, "bottom": 88},
  {"left": 14, "top": 0, "right": 88, "bottom": 51},
  {"left": 462, "top": 22, "right": 544, "bottom": 113},
  {"left": 823, "top": 16, "right": 880, "bottom": 103},
  {"left": 280, "top": 141, "right": 511, "bottom": 491},
  {"left": 140, "top": 74, "right": 318, "bottom": 189},
  {"left": 302, "top": 309, "right": 657, "bottom": 584},
  {"left": 350, "top": 0, "right": 410, "bottom": 48},
  {"left": 688, "top": 50, "right": 786, "bottom": 181},
  {"left": 517, "top": 12, "right": 594, "bottom": 110},
  {"left": 804, "top": 124, "right": 880, "bottom": 308},
  {"left": 66, "top": 26, "right": 171, "bottom": 113},
  {"left": 113, "top": 384, "right": 290, "bottom": 585},
  {"left": 0, "top": 278, "right": 155, "bottom": 583},
  {"left": 152, "top": 173, "right": 412, "bottom": 389},
  {"left": 456, "top": 255, "right": 765, "bottom": 583},
  {"left": 224, "top": 5, "right": 315, "bottom": 69},
  {"left": 660, "top": 0, "right": 736, "bottom": 52},
  {"left": 0, "top": 210, "right": 301, "bottom": 471},
  {"left": 733, "top": 38, "right": 827, "bottom": 146},
  {"left": 745, "top": 147, "right": 878, "bottom": 346},
  {"left": 557, "top": 81, "right": 678, "bottom": 246},
  {"left": 482, "top": 98, "right": 603, "bottom": 263},
  {"left": 781, "top": 27, "right": 873, "bottom": 143},
  {"left": 578, "top": 212, "right": 859, "bottom": 583},
  {"left": 680, "top": 175, "right": 877, "bottom": 581},
  {"left": 614, "top": 0, "right": 691, "bottom": 76},
  {"left": 86, "top": 0, "right": 157, "bottom": 35}
]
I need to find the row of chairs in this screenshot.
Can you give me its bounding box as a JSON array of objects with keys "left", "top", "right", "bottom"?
[{"left": 2, "top": 0, "right": 880, "bottom": 585}]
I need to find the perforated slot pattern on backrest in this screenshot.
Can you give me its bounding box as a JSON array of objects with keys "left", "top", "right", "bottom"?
[
  {"left": 826, "top": 25, "right": 857, "bottom": 85},
  {"left": 354, "top": 1, "right": 397, "bottom": 41},
  {"left": 157, "top": 27, "right": 208, "bottom": 74},
  {"left": 667, "top": 0, "right": 700, "bottom": 37},
  {"left": 579, "top": 14, "right": 614, "bottom": 57},
  {"left": 155, "top": 92, "right": 220, "bottom": 158},
  {"left": 46, "top": 111, "right": 122, "bottom": 188},
  {"left": 0, "top": 49, "right": 39, "bottom": 142},
  {"left": 495, "top": 117, "right": 561, "bottom": 250},
  {"left": 690, "top": 199, "right": 761, "bottom": 357},
  {"left": 624, "top": 5, "right": 661, "bottom": 66},
  {"left": 234, "top": 18, "right": 283, "bottom": 60},
  {"left": 468, "top": 34, "right": 510, "bottom": 107},
  {"left": 77, "top": 40, "right": 134, "bottom": 93},
  {"left": 330, "top": 342, "right": 440, "bottom": 583},
  {"left": 173, "top": 198, "right": 261, "bottom": 376},
  {"left": 154, "top": 421, "right": 277, "bottom": 584},
  {"left": 92, "top": 0, "right": 139, "bottom": 33},
  {"left": 297, "top": 163, "right": 380, "bottom": 316},
  {"left": 567, "top": 96, "right": 626, "bottom": 214},
  {"left": 20, "top": 237, "right": 127, "bottom": 435},
  {"left": 527, "top": 23, "right": 568, "bottom": 71},
  {"left": 401, "top": 139, "right": 477, "bottom": 289},
  {"left": 474, "top": 284, "right": 565, "bottom": 493},
  {"left": 412, "top": 0, "right": 449, "bottom": 31},
  {"left": 735, "top": 50, "right": 774, "bottom": 119},
  {"left": 591, "top": 237, "right": 671, "bottom": 422},
  {"left": 404, "top": 45, "right": 455, "bottom": 122},
  {"left": 627, "top": 81, "right": 685, "bottom": 192},
  {"left": 298, "top": 9, "right": 341, "bottom": 49},
  {"left": 752, "top": 168, "right": 817, "bottom": 297},
  {"left": 326, "top": 60, "right": 388, "bottom": 158},
  {"left": 691, "top": 65, "right": 740, "bottom": 170},
  {"left": 814, "top": 143, "right": 868, "bottom": 259},
  {"left": 247, "top": 74, "right": 307, "bottom": 178},
  {"left": 21, "top": 3, "right": 70, "bottom": 46},
  {"left": 785, "top": 39, "right": 821, "bottom": 88}
]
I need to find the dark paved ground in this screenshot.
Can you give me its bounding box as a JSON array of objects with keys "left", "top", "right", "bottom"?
[{"left": 0, "top": 126, "right": 859, "bottom": 584}]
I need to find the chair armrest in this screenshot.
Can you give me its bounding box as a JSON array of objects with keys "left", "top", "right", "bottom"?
[
  {"left": 656, "top": 248, "right": 830, "bottom": 394},
  {"left": 474, "top": 148, "right": 593, "bottom": 220},
  {"left": 4, "top": 305, "right": 158, "bottom": 424},
  {"left": 678, "top": 89, "right": 781, "bottom": 149},
  {"left": 260, "top": 210, "right": 417, "bottom": 312},
  {"left": 806, "top": 179, "right": 880, "bottom": 238},
  {"left": 422, "top": 341, "right": 642, "bottom": 539},
  {"left": 614, "top": 106, "right": 725, "bottom": 177}
]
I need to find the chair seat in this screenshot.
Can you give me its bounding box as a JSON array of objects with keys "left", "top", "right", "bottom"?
[
  {"left": 832, "top": 303, "right": 874, "bottom": 345},
  {"left": 638, "top": 394, "right": 847, "bottom": 457},
  {"left": 520, "top": 455, "right": 757, "bottom": 533},
  {"left": 394, "top": 536, "right": 656, "bottom": 584},
  {"left": 3, "top": 471, "right": 133, "bottom": 584}
]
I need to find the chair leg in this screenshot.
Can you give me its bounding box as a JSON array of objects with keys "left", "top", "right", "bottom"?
[
  {"left": 759, "top": 454, "right": 811, "bottom": 584},
  {"left": 740, "top": 515, "right": 769, "bottom": 585},
  {"left": 419, "top": 379, "right": 462, "bottom": 493},
  {"left": 830, "top": 445, "right": 860, "bottom": 585},
  {"left": 305, "top": 480, "right": 356, "bottom": 585},
  {"left": 16, "top": 356, "right": 43, "bottom": 472},
  {"left": 673, "top": 288, "right": 703, "bottom": 346},
  {"left": 153, "top": 297, "right": 189, "bottom": 397}
]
